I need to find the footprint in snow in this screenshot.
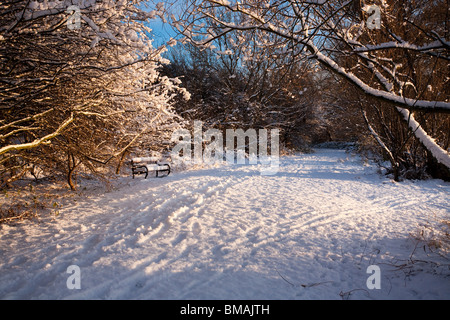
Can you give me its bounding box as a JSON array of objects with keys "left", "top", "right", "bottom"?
[{"left": 191, "top": 222, "right": 202, "bottom": 236}]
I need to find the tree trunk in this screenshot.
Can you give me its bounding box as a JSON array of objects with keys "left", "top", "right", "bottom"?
[
  {"left": 67, "top": 169, "right": 76, "bottom": 191},
  {"left": 361, "top": 107, "right": 400, "bottom": 181},
  {"left": 67, "top": 151, "right": 79, "bottom": 191},
  {"left": 115, "top": 151, "right": 128, "bottom": 175},
  {"left": 426, "top": 152, "right": 450, "bottom": 181}
]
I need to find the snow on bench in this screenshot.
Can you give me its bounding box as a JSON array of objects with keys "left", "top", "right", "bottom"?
[{"left": 131, "top": 157, "right": 170, "bottom": 179}]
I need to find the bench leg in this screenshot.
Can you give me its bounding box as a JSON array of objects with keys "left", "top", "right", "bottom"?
[
  {"left": 132, "top": 165, "right": 170, "bottom": 179},
  {"left": 155, "top": 169, "right": 170, "bottom": 178}
]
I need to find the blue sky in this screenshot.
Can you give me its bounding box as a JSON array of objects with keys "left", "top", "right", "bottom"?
[
  {"left": 149, "top": 18, "right": 177, "bottom": 47},
  {"left": 144, "top": 1, "right": 182, "bottom": 47}
]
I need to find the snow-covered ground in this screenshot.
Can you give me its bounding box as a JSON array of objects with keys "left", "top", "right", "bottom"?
[{"left": 0, "top": 149, "right": 449, "bottom": 300}]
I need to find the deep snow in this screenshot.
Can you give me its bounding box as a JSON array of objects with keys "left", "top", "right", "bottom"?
[{"left": 0, "top": 149, "right": 449, "bottom": 300}]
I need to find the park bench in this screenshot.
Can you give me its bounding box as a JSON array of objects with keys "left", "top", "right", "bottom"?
[{"left": 131, "top": 157, "right": 171, "bottom": 179}]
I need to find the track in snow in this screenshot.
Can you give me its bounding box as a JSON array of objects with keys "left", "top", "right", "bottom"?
[{"left": 0, "top": 149, "right": 449, "bottom": 300}]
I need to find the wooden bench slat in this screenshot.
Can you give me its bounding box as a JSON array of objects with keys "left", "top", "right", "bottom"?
[
  {"left": 146, "top": 164, "right": 169, "bottom": 171},
  {"left": 132, "top": 157, "right": 160, "bottom": 163}
]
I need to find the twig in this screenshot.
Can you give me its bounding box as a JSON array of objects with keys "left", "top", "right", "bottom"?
[
  {"left": 276, "top": 269, "right": 333, "bottom": 288},
  {"left": 359, "top": 239, "right": 368, "bottom": 264},
  {"left": 301, "top": 281, "right": 333, "bottom": 288},
  {"left": 276, "top": 269, "right": 296, "bottom": 287},
  {"left": 339, "top": 288, "right": 370, "bottom": 300}
]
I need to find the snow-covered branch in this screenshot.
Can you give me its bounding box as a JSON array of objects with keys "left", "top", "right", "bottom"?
[
  {"left": 397, "top": 108, "right": 450, "bottom": 169},
  {"left": 353, "top": 40, "right": 449, "bottom": 54},
  {"left": 0, "top": 113, "right": 74, "bottom": 156},
  {"left": 175, "top": 0, "right": 450, "bottom": 113}
]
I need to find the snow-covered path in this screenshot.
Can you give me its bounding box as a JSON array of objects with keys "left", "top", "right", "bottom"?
[{"left": 0, "top": 149, "right": 449, "bottom": 300}]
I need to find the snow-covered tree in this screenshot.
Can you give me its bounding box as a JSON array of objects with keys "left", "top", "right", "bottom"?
[
  {"left": 165, "top": 25, "right": 319, "bottom": 149},
  {"left": 171, "top": 0, "right": 450, "bottom": 178},
  {"left": 0, "top": 0, "right": 189, "bottom": 189}
]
